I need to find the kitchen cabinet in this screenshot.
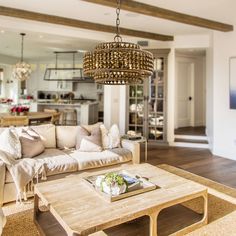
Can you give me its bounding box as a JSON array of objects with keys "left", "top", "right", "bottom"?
[{"left": 37, "top": 102, "right": 99, "bottom": 125}]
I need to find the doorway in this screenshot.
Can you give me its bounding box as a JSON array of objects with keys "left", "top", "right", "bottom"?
[{"left": 175, "top": 49, "right": 206, "bottom": 137}]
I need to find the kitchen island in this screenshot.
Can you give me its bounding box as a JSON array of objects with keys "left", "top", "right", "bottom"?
[{"left": 37, "top": 101, "right": 99, "bottom": 125}]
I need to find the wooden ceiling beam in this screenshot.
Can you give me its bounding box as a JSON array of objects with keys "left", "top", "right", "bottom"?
[
  {"left": 82, "top": 0, "right": 234, "bottom": 32},
  {"left": 0, "top": 6, "right": 174, "bottom": 41}
]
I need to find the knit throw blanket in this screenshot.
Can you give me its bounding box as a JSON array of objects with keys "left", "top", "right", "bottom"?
[{"left": 0, "top": 150, "right": 46, "bottom": 203}]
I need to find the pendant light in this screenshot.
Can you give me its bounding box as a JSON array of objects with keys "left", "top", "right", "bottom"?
[
  {"left": 83, "top": 0, "right": 154, "bottom": 85},
  {"left": 43, "top": 51, "right": 92, "bottom": 82},
  {"left": 12, "top": 33, "right": 32, "bottom": 81}
]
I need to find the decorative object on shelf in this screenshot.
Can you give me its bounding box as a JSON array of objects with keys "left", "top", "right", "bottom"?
[
  {"left": 150, "top": 129, "right": 163, "bottom": 138},
  {"left": 44, "top": 51, "right": 92, "bottom": 82},
  {"left": 123, "top": 130, "right": 142, "bottom": 140},
  {"left": 129, "top": 103, "right": 143, "bottom": 112},
  {"left": 12, "top": 33, "right": 32, "bottom": 81},
  {"left": 83, "top": 0, "right": 154, "bottom": 85},
  {"left": 149, "top": 116, "right": 164, "bottom": 126},
  {"left": 10, "top": 105, "right": 29, "bottom": 116}
]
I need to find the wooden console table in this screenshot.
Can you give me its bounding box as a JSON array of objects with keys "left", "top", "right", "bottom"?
[{"left": 34, "top": 164, "right": 208, "bottom": 236}]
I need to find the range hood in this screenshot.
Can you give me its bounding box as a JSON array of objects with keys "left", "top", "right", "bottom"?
[{"left": 43, "top": 51, "right": 94, "bottom": 82}]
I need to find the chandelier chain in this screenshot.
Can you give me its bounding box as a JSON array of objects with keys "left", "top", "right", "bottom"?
[
  {"left": 114, "top": 0, "right": 122, "bottom": 42},
  {"left": 21, "top": 34, "right": 24, "bottom": 62}
]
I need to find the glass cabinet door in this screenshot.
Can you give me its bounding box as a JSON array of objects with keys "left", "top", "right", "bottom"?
[
  {"left": 128, "top": 84, "right": 145, "bottom": 135},
  {"left": 147, "top": 57, "right": 165, "bottom": 141},
  {"left": 127, "top": 49, "right": 169, "bottom": 144}
]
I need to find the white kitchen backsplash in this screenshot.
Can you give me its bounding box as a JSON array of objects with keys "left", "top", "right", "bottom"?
[{"left": 73, "top": 83, "right": 97, "bottom": 100}]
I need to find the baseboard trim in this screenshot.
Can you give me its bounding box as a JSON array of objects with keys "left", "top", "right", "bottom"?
[
  {"left": 169, "top": 142, "right": 209, "bottom": 149},
  {"left": 175, "top": 135, "right": 208, "bottom": 141}
]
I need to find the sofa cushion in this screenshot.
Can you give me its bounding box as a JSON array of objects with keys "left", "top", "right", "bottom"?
[
  {"left": 34, "top": 149, "right": 78, "bottom": 176},
  {"left": 31, "top": 124, "right": 56, "bottom": 148},
  {"left": 19, "top": 128, "right": 45, "bottom": 158},
  {"left": 66, "top": 148, "right": 132, "bottom": 170},
  {"left": 56, "top": 126, "right": 78, "bottom": 149}
]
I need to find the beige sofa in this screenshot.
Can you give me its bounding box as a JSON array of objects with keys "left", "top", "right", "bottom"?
[{"left": 0, "top": 124, "right": 140, "bottom": 206}]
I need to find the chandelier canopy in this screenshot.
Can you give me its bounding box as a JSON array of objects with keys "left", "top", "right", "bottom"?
[
  {"left": 12, "top": 33, "right": 32, "bottom": 81},
  {"left": 83, "top": 0, "right": 154, "bottom": 85}
]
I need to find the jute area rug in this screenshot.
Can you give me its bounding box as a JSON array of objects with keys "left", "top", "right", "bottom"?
[
  {"left": 2, "top": 164, "right": 236, "bottom": 236},
  {"left": 2, "top": 200, "right": 39, "bottom": 236}
]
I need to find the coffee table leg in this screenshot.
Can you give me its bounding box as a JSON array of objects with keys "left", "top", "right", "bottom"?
[
  {"left": 34, "top": 194, "right": 39, "bottom": 219},
  {"left": 149, "top": 211, "right": 159, "bottom": 236}
]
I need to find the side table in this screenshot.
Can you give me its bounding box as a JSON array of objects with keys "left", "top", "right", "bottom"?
[{"left": 122, "top": 136, "right": 148, "bottom": 162}]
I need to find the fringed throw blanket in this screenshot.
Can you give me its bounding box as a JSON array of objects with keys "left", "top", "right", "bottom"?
[{"left": 0, "top": 150, "right": 46, "bottom": 203}]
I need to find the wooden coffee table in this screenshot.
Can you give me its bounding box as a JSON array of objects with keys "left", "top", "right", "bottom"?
[{"left": 34, "top": 164, "right": 208, "bottom": 236}]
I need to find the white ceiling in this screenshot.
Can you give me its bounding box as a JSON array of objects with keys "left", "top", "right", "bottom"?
[
  {"left": 0, "top": 29, "right": 101, "bottom": 60},
  {"left": 0, "top": 0, "right": 235, "bottom": 59}
]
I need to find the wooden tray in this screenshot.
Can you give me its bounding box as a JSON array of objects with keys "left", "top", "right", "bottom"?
[{"left": 83, "top": 170, "right": 158, "bottom": 202}]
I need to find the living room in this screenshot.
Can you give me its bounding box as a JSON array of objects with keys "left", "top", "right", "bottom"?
[{"left": 0, "top": 0, "right": 236, "bottom": 235}]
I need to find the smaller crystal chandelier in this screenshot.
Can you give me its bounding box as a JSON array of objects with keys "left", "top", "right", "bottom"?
[
  {"left": 83, "top": 0, "right": 154, "bottom": 85},
  {"left": 12, "top": 33, "right": 32, "bottom": 81}
]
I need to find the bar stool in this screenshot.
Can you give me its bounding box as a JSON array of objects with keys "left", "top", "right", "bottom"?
[{"left": 62, "top": 109, "right": 77, "bottom": 126}]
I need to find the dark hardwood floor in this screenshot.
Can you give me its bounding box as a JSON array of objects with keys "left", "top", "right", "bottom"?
[
  {"left": 143, "top": 145, "right": 236, "bottom": 188},
  {"left": 174, "top": 126, "right": 206, "bottom": 136}
]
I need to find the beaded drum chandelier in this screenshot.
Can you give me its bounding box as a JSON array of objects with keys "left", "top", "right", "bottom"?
[
  {"left": 83, "top": 0, "right": 154, "bottom": 85},
  {"left": 12, "top": 33, "right": 32, "bottom": 81}
]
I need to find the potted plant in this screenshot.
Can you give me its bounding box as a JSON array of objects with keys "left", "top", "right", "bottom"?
[{"left": 95, "top": 172, "right": 127, "bottom": 196}]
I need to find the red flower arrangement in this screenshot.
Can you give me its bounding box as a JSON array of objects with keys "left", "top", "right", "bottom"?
[{"left": 11, "top": 106, "right": 29, "bottom": 114}]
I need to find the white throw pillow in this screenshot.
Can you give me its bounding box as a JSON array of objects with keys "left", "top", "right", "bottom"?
[
  {"left": 0, "top": 128, "right": 22, "bottom": 159},
  {"left": 79, "top": 126, "right": 103, "bottom": 152},
  {"left": 31, "top": 124, "right": 56, "bottom": 148},
  {"left": 100, "top": 124, "right": 121, "bottom": 149}
]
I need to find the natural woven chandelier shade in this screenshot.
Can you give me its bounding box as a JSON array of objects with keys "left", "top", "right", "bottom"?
[
  {"left": 83, "top": 0, "right": 154, "bottom": 85},
  {"left": 83, "top": 42, "right": 154, "bottom": 85}
]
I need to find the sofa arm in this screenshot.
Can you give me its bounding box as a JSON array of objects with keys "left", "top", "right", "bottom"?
[{"left": 121, "top": 139, "right": 140, "bottom": 164}]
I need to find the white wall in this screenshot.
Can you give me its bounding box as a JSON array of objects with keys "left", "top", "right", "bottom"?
[
  {"left": 211, "top": 29, "right": 236, "bottom": 160},
  {"left": 205, "top": 36, "right": 214, "bottom": 149},
  {"left": 0, "top": 55, "right": 20, "bottom": 103},
  {"left": 103, "top": 85, "right": 120, "bottom": 129}
]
